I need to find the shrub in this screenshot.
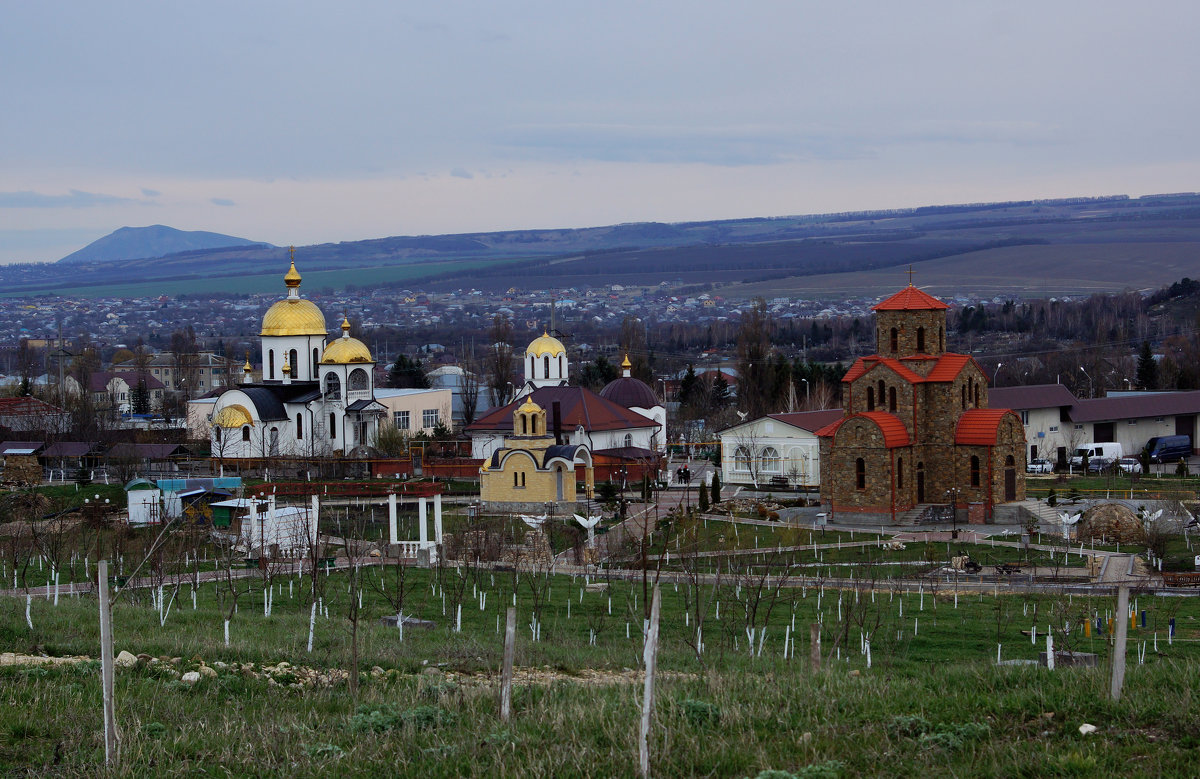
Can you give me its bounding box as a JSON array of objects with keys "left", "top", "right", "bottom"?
[
  {"left": 349, "top": 704, "right": 456, "bottom": 733},
  {"left": 679, "top": 698, "right": 720, "bottom": 728}
]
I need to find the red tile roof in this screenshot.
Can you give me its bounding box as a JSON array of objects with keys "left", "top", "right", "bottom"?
[
  {"left": 924, "top": 354, "right": 978, "bottom": 383},
  {"left": 814, "top": 411, "right": 910, "bottom": 449},
  {"left": 872, "top": 285, "right": 949, "bottom": 311},
  {"left": 467, "top": 386, "right": 657, "bottom": 433},
  {"left": 841, "top": 356, "right": 926, "bottom": 384},
  {"left": 955, "top": 409, "right": 1019, "bottom": 445}
]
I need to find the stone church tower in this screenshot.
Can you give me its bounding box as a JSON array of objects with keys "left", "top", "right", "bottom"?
[{"left": 816, "top": 284, "right": 1026, "bottom": 523}]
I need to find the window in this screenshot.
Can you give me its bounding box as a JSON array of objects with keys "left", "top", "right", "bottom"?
[
  {"left": 520, "top": 414, "right": 528, "bottom": 435},
  {"left": 269, "top": 427, "right": 279, "bottom": 455},
  {"left": 916, "top": 327, "right": 926, "bottom": 352},
  {"left": 543, "top": 355, "right": 550, "bottom": 378},
  {"left": 242, "top": 425, "right": 250, "bottom": 442},
  {"left": 896, "top": 457, "right": 903, "bottom": 489},
  {"left": 394, "top": 411, "right": 410, "bottom": 430},
  {"left": 1074, "top": 424, "right": 1083, "bottom": 430},
  {"left": 296, "top": 413, "right": 303, "bottom": 440},
  {"left": 759, "top": 447, "right": 781, "bottom": 473},
  {"left": 513, "top": 471, "right": 526, "bottom": 488},
  {"left": 329, "top": 413, "right": 336, "bottom": 439},
  {"left": 734, "top": 446, "right": 752, "bottom": 471},
  {"left": 888, "top": 386, "right": 897, "bottom": 413},
  {"left": 289, "top": 349, "right": 298, "bottom": 379},
  {"left": 867, "top": 386, "right": 875, "bottom": 411},
  {"left": 961, "top": 385, "right": 967, "bottom": 410},
  {"left": 324, "top": 373, "right": 341, "bottom": 399},
  {"left": 889, "top": 327, "right": 898, "bottom": 352},
  {"left": 423, "top": 408, "right": 439, "bottom": 428},
  {"left": 215, "top": 427, "right": 222, "bottom": 443},
  {"left": 1049, "top": 425, "right": 1059, "bottom": 433},
  {"left": 1020, "top": 410, "right": 1029, "bottom": 424},
  {"left": 939, "top": 327, "right": 944, "bottom": 351},
  {"left": 312, "top": 349, "right": 319, "bottom": 379},
  {"left": 348, "top": 368, "right": 369, "bottom": 391},
  {"left": 624, "top": 433, "right": 633, "bottom": 448},
  {"left": 1127, "top": 419, "right": 1138, "bottom": 425},
  {"left": 268, "top": 349, "right": 275, "bottom": 379},
  {"left": 855, "top": 458, "right": 866, "bottom": 490},
  {"left": 970, "top": 455, "right": 980, "bottom": 487}
]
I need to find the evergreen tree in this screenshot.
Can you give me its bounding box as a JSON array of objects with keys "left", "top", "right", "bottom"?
[
  {"left": 387, "top": 355, "right": 430, "bottom": 388},
  {"left": 678, "top": 364, "right": 700, "bottom": 413},
  {"left": 710, "top": 373, "right": 731, "bottom": 409},
  {"left": 578, "top": 355, "right": 618, "bottom": 391},
  {"left": 710, "top": 471, "right": 721, "bottom": 504},
  {"left": 698, "top": 480, "right": 710, "bottom": 512},
  {"left": 1136, "top": 341, "right": 1158, "bottom": 390},
  {"left": 130, "top": 377, "right": 151, "bottom": 414}
]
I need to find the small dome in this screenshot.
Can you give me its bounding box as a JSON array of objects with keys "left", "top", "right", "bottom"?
[
  {"left": 517, "top": 396, "right": 543, "bottom": 415},
  {"left": 283, "top": 258, "right": 302, "bottom": 288},
  {"left": 600, "top": 377, "right": 659, "bottom": 409},
  {"left": 321, "top": 336, "right": 373, "bottom": 364},
  {"left": 261, "top": 299, "right": 327, "bottom": 336},
  {"left": 213, "top": 404, "right": 254, "bottom": 428},
  {"left": 527, "top": 331, "right": 566, "bottom": 358}
]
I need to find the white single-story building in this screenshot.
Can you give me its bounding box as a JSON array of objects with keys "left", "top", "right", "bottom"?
[{"left": 718, "top": 409, "right": 842, "bottom": 488}]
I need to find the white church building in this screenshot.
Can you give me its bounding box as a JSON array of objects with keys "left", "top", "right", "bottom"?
[{"left": 208, "top": 259, "right": 387, "bottom": 459}]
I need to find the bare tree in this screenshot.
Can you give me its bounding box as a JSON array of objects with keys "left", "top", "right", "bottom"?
[{"left": 486, "top": 315, "right": 515, "bottom": 408}]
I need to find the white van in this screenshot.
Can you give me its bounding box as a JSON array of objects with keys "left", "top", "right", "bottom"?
[{"left": 1069, "top": 442, "right": 1124, "bottom": 466}]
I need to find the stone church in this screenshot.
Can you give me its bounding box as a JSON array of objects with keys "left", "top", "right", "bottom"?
[{"left": 816, "top": 284, "right": 1026, "bottom": 522}]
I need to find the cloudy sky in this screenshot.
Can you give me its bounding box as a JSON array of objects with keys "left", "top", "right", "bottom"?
[{"left": 2, "top": 1, "right": 1198, "bottom": 264}]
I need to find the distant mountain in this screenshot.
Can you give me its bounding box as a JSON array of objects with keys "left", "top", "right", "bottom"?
[{"left": 57, "top": 225, "right": 272, "bottom": 264}]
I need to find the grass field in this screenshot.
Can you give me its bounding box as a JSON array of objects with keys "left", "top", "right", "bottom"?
[{"left": 2, "top": 557, "right": 1198, "bottom": 777}]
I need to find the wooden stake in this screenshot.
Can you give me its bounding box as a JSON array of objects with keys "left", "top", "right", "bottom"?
[
  {"left": 639, "top": 585, "right": 662, "bottom": 779},
  {"left": 1111, "top": 585, "right": 1130, "bottom": 701},
  {"left": 98, "top": 560, "right": 118, "bottom": 766},
  {"left": 500, "top": 606, "right": 516, "bottom": 722}
]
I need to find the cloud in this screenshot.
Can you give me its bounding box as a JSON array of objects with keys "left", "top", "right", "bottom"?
[
  {"left": 210, "top": 197, "right": 236, "bottom": 206},
  {"left": 449, "top": 168, "right": 473, "bottom": 179},
  {"left": 141, "top": 187, "right": 161, "bottom": 197},
  {"left": 0, "top": 189, "right": 141, "bottom": 208}
]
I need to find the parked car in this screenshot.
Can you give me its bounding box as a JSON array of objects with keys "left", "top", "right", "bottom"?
[
  {"left": 1086, "top": 457, "right": 1114, "bottom": 473},
  {"left": 1026, "top": 459, "right": 1054, "bottom": 474},
  {"left": 1146, "top": 435, "right": 1193, "bottom": 463},
  {"left": 1117, "top": 456, "right": 1143, "bottom": 474}
]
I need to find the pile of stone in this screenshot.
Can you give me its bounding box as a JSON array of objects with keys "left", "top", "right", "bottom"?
[{"left": 1077, "top": 503, "right": 1145, "bottom": 545}]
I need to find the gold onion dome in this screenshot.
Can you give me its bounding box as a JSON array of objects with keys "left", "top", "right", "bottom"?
[
  {"left": 260, "top": 260, "right": 327, "bottom": 336},
  {"left": 213, "top": 404, "right": 254, "bottom": 428},
  {"left": 621, "top": 354, "right": 632, "bottom": 369},
  {"left": 320, "top": 317, "right": 373, "bottom": 364},
  {"left": 517, "top": 395, "right": 542, "bottom": 415},
  {"left": 526, "top": 331, "right": 566, "bottom": 357}
]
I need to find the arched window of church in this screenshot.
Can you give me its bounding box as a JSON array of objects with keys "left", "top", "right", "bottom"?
[
  {"left": 215, "top": 427, "right": 222, "bottom": 443},
  {"left": 878, "top": 379, "right": 885, "bottom": 403},
  {"left": 867, "top": 386, "right": 875, "bottom": 412},
  {"left": 296, "top": 413, "right": 303, "bottom": 440},
  {"left": 888, "top": 386, "right": 897, "bottom": 412},
  {"left": 268, "top": 350, "right": 275, "bottom": 379},
  {"left": 324, "top": 373, "right": 341, "bottom": 399},
  {"left": 521, "top": 472, "right": 526, "bottom": 487},
  {"left": 855, "top": 458, "right": 866, "bottom": 490},
  {"left": 559, "top": 355, "right": 564, "bottom": 376},
  {"left": 241, "top": 425, "right": 250, "bottom": 442},
  {"left": 890, "top": 328, "right": 898, "bottom": 352},
  {"left": 974, "top": 383, "right": 980, "bottom": 407},
  {"left": 939, "top": 327, "right": 944, "bottom": 352},
  {"left": 529, "top": 355, "right": 535, "bottom": 377},
  {"left": 544, "top": 355, "right": 550, "bottom": 378},
  {"left": 513, "top": 472, "right": 520, "bottom": 488},
  {"left": 521, "top": 414, "right": 528, "bottom": 435},
  {"left": 917, "top": 327, "right": 926, "bottom": 352},
  {"left": 970, "top": 455, "right": 981, "bottom": 487},
  {"left": 313, "top": 348, "right": 319, "bottom": 378},
  {"left": 897, "top": 457, "right": 904, "bottom": 489},
  {"left": 329, "top": 413, "right": 336, "bottom": 439},
  {"left": 624, "top": 433, "right": 633, "bottom": 448},
  {"left": 269, "top": 427, "right": 279, "bottom": 456},
  {"left": 289, "top": 349, "right": 298, "bottom": 379},
  {"left": 348, "top": 368, "right": 369, "bottom": 391},
  {"left": 961, "top": 384, "right": 967, "bottom": 410}
]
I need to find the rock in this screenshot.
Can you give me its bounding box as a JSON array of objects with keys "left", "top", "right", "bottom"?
[
  {"left": 370, "top": 666, "right": 385, "bottom": 677},
  {"left": 171, "top": 657, "right": 182, "bottom": 666},
  {"left": 1079, "top": 723, "right": 1098, "bottom": 735},
  {"left": 801, "top": 732, "right": 812, "bottom": 744},
  {"left": 422, "top": 667, "right": 442, "bottom": 676},
  {"left": 114, "top": 651, "right": 138, "bottom": 669},
  {"left": 198, "top": 665, "right": 218, "bottom": 679},
  {"left": 136, "top": 653, "right": 151, "bottom": 664},
  {"left": 848, "top": 670, "right": 860, "bottom": 677},
  {"left": 181, "top": 671, "right": 201, "bottom": 685},
  {"left": 213, "top": 661, "right": 227, "bottom": 670}
]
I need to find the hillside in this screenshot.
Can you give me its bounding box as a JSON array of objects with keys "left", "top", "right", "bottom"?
[
  {"left": 5, "top": 192, "right": 1200, "bottom": 299},
  {"left": 57, "top": 225, "right": 271, "bottom": 265}
]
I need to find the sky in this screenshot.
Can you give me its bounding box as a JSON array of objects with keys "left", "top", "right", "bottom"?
[{"left": 2, "top": 1, "right": 1199, "bottom": 264}]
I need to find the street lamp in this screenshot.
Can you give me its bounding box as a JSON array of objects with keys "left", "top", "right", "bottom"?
[
  {"left": 1079, "top": 366, "right": 1093, "bottom": 398},
  {"left": 945, "top": 487, "right": 961, "bottom": 540},
  {"left": 801, "top": 378, "right": 810, "bottom": 406}
]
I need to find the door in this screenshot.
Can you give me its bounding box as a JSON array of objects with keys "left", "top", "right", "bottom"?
[
  {"left": 1056, "top": 446, "right": 1067, "bottom": 468},
  {"left": 916, "top": 462, "right": 925, "bottom": 503},
  {"left": 1004, "top": 456, "right": 1016, "bottom": 501},
  {"left": 1094, "top": 422, "right": 1115, "bottom": 443},
  {"left": 556, "top": 467, "right": 564, "bottom": 501},
  {"left": 412, "top": 447, "right": 423, "bottom": 477},
  {"left": 1030, "top": 444, "right": 1038, "bottom": 461},
  {"left": 1177, "top": 415, "right": 1195, "bottom": 442}
]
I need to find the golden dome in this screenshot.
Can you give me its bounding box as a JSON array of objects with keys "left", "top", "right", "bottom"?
[
  {"left": 283, "top": 258, "right": 302, "bottom": 288},
  {"left": 517, "top": 395, "right": 542, "bottom": 415},
  {"left": 527, "top": 331, "right": 566, "bottom": 357},
  {"left": 321, "top": 334, "right": 373, "bottom": 364},
  {"left": 260, "top": 298, "right": 327, "bottom": 336},
  {"left": 621, "top": 354, "right": 632, "bottom": 369},
  {"left": 213, "top": 404, "right": 253, "bottom": 428}
]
